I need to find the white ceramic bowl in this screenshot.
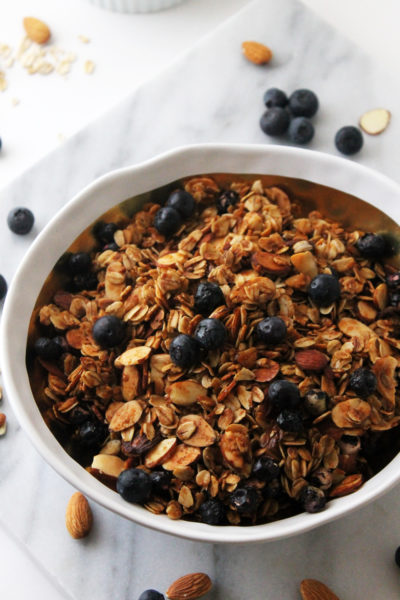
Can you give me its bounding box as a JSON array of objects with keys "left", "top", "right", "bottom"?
[
  {"left": 87, "top": 0, "right": 187, "bottom": 13},
  {"left": 2, "top": 143, "right": 400, "bottom": 544}
]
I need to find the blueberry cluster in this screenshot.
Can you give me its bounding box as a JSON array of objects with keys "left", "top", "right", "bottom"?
[
  {"left": 260, "top": 88, "right": 318, "bottom": 145},
  {"left": 169, "top": 282, "right": 227, "bottom": 369},
  {"left": 153, "top": 189, "right": 196, "bottom": 237}
]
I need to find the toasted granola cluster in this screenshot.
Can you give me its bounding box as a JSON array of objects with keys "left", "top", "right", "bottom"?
[{"left": 30, "top": 176, "right": 400, "bottom": 526}]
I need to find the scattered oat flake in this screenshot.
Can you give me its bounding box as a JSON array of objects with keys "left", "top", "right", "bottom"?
[
  {"left": 84, "top": 60, "right": 95, "bottom": 74},
  {"left": 0, "top": 73, "right": 7, "bottom": 91},
  {"left": 78, "top": 35, "right": 90, "bottom": 44}
]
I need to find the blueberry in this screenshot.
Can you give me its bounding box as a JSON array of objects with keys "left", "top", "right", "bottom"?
[
  {"left": 304, "top": 390, "right": 329, "bottom": 416},
  {"left": 0, "top": 275, "right": 7, "bottom": 300},
  {"left": 356, "top": 233, "right": 386, "bottom": 260},
  {"left": 93, "top": 221, "right": 117, "bottom": 244},
  {"left": 230, "top": 487, "right": 260, "bottom": 514},
  {"left": 138, "top": 591, "right": 165, "bottom": 600},
  {"left": 166, "top": 189, "right": 195, "bottom": 218},
  {"left": 276, "top": 409, "right": 303, "bottom": 432},
  {"left": 153, "top": 206, "right": 182, "bottom": 237},
  {"left": 73, "top": 272, "right": 98, "bottom": 291},
  {"left": 338, "top": 435, "right": 361, "bottom": 455},
  {"left": 395, "top": 546, "right": 400, "bottom": 568},
  {"left": 194, "top": 282, "right": 225, "bottom": 316},
  {"left": 34, "top": 337, "right": 63, "bottom": 360},
  {"left": 288, "top": 89, "right": 319, "bottom": 118},
  {"left": 255, "top": 316, "right": 287, "bottom": 345},
  {"left": 308, "top": 274, "right": 340, "bottom": 307},
  {"left": 335, "top": 126, "right": 363, "bottom": 155},
  {"left": 217, "top": 190, "right": 239, "bottom": 215},
  {"left": 199, "top": 498, "right": 226, "bottom": 525},
  {"left": 268, "top": 380, "right": 301, "bottom": 410},
  {"left": 288, "top": 117, "right": 315, "bottom": 144},
  {"left": 68, "top": 406, "right": 91, "bottom": 425},
  {"left": 386, "top": 272, "right": 400, "bottom": 288},
  {"left": 116, "top": 468, "right": 152, "bottom": 504},
  {"left": 348, "top": 368, "right": 377, "bottom": 397},
  {"left": 252, "top": 456, "right": 280, "bottom": 481},
  {"left": 53, "top": 335, "right": 69, "bottom": 354},
  {"left": 68, "top": 252, "right": 91, "bottom": 274},
  {"left": 78, "top": 420, "right": 107, "bottom": 448},
  {"left": 169, "top": 334, "right": 200, "bottom": 368},
  {"left": 300, "top": 485, "right": 326, "bottom": 513},
  {"left": 7, "top": 207, "right": 34, "bottom": 235},
  {"left": 149, "top": 470, "right": 172, "bottom": 494},
  {"left": 92, "top": 315, "right": 125, "bottom": 347},
  {"left": 194, "top": 318, "right": 227, "bottom": 350},
  {"left": 260, "top": 107, "right": 290, "bottom": 136},
  {"left": 103, "top": 242, "right": 119, "bottom": 251},
  {"left": 390, "top": 292, "right": 400, "bottom": 307},
  {"left": 263, "top": 88, "right": 288, "bottom": 108}
]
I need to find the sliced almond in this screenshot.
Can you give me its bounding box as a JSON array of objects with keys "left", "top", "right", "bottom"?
[
  {"left": 167, "top": 572, "right": 212, "bottom": 600},
  {"left": 300, "top": 578, "right": 340, "bottom": 600},
  {"left": 167, "top": 380, "right": 208, "bottom": 406},
  {"left": 0, "top": 413, "right": 6, "bottom": 436},
  {"left": 177, "top": 415, "right": 216, "bottom": 447},
  {"left": 329, "top": 473, "right": 363, "bottom": 498},
  {"left": 109, "top": 400, "right": 143, "bottom": 431},
  {"left": 162, "top": 444, "right": 201, "bottom": 471},
  {"left": 115, "top": 346, "right": 151, "bottom": 367},
  {"left": 91, "top": 454, "right": 125, "bottom": 478},
  {"left": 290, "top": 251, "right": 318, "bottom": 279},
  {"left": 331, "top": 398, "right": 371, "bottom": 429},
  {"left": 121, "top": 365, "right": 140, "bottom": 401},
  {"left": 219, "top": 423, "right": 252, "bottom": 476},
  {"left": 251, "top": 251, "right": 291, "bottom": 276},
  {"left": 359, "top": 108, "right": 391, "bottom": 135},
  {"left": 338, "top": 318, "right": 374, "bottom": 343},
  {"left": 144, "top": 437, "right": 177, "bottom": 468}
]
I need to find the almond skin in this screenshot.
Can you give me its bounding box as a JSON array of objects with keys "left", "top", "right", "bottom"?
[
  {"left": 241, "top": 41, "right": 272, "bottom": 65},
  {"left": 23, "top": 17, "right": 51, "bottom": 44},
  {"left": 65, "top": 492, "right": 93, "bottom": 539},
  {"left": 295, "top": 349, "right": 329, "bottom": 372},
  {"left": 300, "top": 578, "right": 340, "bottom": 600},
  {"left": 167, "top": 572, "right": 212, "bottom": 600}
]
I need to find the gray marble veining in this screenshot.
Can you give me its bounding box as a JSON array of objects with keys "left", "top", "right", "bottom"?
[{"left": 1, "top": 0, "right": 400, "bottom": 598}]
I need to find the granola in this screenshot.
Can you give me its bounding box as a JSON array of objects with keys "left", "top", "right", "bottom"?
[{"left": 27, "top": 175, "right": 400, "bottom": 526}]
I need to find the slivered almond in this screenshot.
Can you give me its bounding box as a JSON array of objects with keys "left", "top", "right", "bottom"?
[
  {"left": 177, "top": 415, "right": 216, "bottom": 447},
  {"left": 115, "top": 346, "right": 151, "bottom": 367},
  {"left": 144, "top": 437, "right": 177, "bottom": 468},
  {"left": 121, "top": 365, "right": 140, "bottom": 401},
  {"left": 91, "top": 454, "right": 125, "bottom": 478},
  {"left": 162, "top": 445, "right": 201, "bottom": 470},
  {"left": 109, "top": 400, "right": 143, "bottom": 431},
  {"left": 241, "top": 41, "right": 272, "bottom": 65},
  {"left": 167, "top": 572, "right": 212, "bottom": 600},
  {"left": 167, "top": 380, "right": 208, "bottom": 406},
  {"left": 65, "top": 492, "right": 92, "bottom": 539},
  {"left": 300, "top": 578, "right": 340, "bottom": 600}
]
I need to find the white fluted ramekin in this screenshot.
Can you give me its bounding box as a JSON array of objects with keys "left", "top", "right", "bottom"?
[
  {"left": 2, "top": 144, "right": 400, "bottom": 544},
  {"left": 87, "top": 0, "right": 187, "bottom": 13}
]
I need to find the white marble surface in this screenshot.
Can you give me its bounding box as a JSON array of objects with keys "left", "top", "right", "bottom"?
[{"left": 1, "top": 0, "right": 400, "bottom": 598}]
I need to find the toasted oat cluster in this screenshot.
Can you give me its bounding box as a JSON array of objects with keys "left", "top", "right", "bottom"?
[{"left": 31, "top": 176, "right": 400, "bottom": 526}]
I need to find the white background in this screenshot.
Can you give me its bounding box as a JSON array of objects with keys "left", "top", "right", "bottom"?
[{"left": 0, "top": 0, "right": 399, "bottom": 598}]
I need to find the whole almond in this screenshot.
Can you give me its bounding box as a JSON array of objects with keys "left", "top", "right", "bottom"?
[
  {"left": 23, "top": 17, "right": 51, "bottom": 44},
  {"left": 295, "top": 349, "right": 329, "bottom": 372},
  {"left": 167, "top": 572, "right": 212, "bottom": 600},
  {"left": 65, "top": 492, "right": 93, "bottom": 539},
  {"left": 242, "top": 41, "right": 272, "bottom": 65},
  {"left": 300, "top": 578, "right": 340, "bottom": 600}
]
